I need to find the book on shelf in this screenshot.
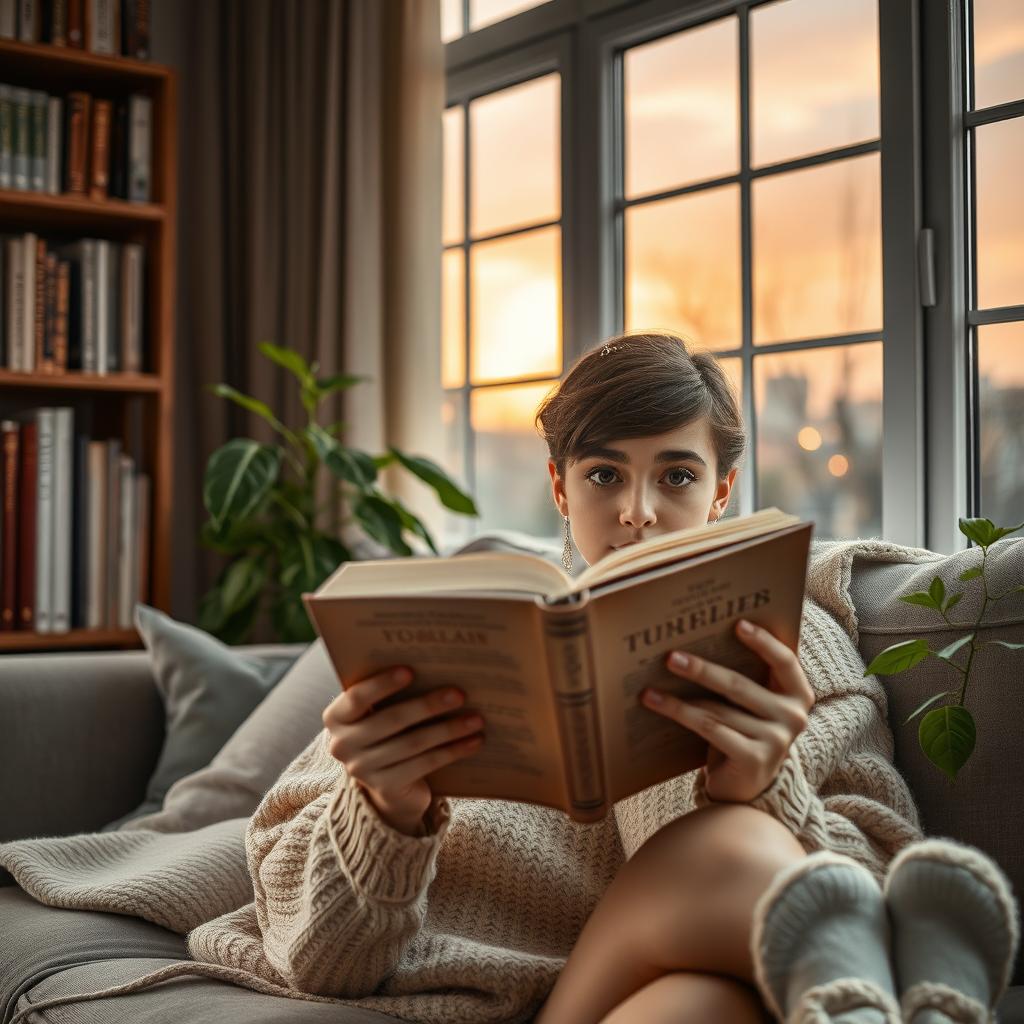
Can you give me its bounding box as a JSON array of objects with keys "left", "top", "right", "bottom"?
[
  {"left": 0, "top": 407, "right": 149, "bottom": 634},
  {"left": 304, "top": 507, "right": 814, "bottom": 823},
  {"left": 0, "top": 82, "right": 153, "bottom": 202},
  {"left": 0, "top": 231, "right": 145, "bottom": 373},
  {"left": 0, "top": 0, "right": 150, "bottom": 59}
]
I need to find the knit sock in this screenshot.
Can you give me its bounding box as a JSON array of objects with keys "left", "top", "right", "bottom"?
[
  {"left": 752, "top": 851, "right": 900, "bottom": 1024},
  {"left": 883, "top": 839, "right": 1020, "bottom": 1024}
]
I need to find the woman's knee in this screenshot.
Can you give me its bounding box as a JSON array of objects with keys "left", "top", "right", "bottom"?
[{"left": 597, "top": 970, "right": 770, "bottom": 1024}]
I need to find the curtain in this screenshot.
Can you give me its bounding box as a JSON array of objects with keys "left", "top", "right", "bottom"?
[{"left": 162, "top": 0, "right": 444, "bottom": 629}]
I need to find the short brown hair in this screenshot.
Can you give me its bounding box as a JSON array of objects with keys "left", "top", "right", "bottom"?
[{"left": 534, "top": 331, "right": 747, "bottom": 481}]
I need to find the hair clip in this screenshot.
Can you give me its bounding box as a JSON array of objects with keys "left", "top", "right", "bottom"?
[{"left": 600, "top": 343, "right": 621, "bottom": 357}]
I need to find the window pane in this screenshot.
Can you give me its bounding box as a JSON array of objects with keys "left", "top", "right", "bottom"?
[
  {"left": 443, "top": 107, "right": 464, "bottom": 246},
  {"left": 716, "top": 355, "right": 744, "bottom": 520},
  {"left": 751, "top": 0, "right": 879, "bottom": 167},
  {"left": 470, "top": 0, "right": 551, "bottom": 32},
  {"left": 440, "top": 393, "right": 473, "bottom": 551},
  {"left": 978, "top": 322, "right": 1024, "bottom": 528},
  {"left": 973, "top": 0, "right": 1024, "bottom": 109},
  {"left": 470, "top": 227, "right": 561, "bottom": 383},
  {"left": 471, "top": 75, "right": 560, "bottom": 238},
  {"left": 975, "top": 117, "right": 1023, "bottom": 310},
  {"left": 442, "top": 0, "right": 463, "bottom": 43},
  {"left": 442, "top": 249, "right": 466, "bottom": 389},
  {"left": 470, "top": 381, "right": 563, "bottom": 538},
  {"left": 625, "top": 186, "right": 741, "bottom": 352},
  {"left": 753, "top": 153, "right": 881, "bottom": 344},
  {"left": 623, "top": 18, "right": 739, "bottom": 199},
  {"left": 754, "top": 343, "right": 882, "bottom": 539}
]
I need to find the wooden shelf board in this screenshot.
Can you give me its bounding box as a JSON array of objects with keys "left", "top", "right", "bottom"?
[
  {"left": 0, "top": 628, "right": 141, "bottom": 652},
  {"left": 0, "top": 189, "right": 165, "bottom": 227},
  {"left": 0, "top": 39, "right": 171, "bottom": 85},
  {"left": 0, "top": 370, "right": 162, "bottom": 393}
]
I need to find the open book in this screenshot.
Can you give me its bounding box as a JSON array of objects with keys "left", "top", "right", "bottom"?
[{"left": 304, "top": 507, "right": 814, "bottom": 823}]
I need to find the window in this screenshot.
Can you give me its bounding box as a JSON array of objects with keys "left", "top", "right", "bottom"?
[{"left": 439, "top": 0, "right": 1018, "bottom": 551}]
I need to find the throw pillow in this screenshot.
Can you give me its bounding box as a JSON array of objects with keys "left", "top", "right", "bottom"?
[{"left": 103, "top": 605, "right": 300, "bottom": 830}]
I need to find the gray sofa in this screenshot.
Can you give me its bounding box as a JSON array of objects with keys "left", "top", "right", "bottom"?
[{"left": 1, "top": 537, "right": 1022, "bottom": 1023}]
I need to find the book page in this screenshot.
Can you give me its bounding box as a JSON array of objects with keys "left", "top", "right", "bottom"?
[
  {"left": 305, "top": 593, "right": 572, "bottom": 811},
  {"left": 586, "top": 524, "right": 812, "bottom": 804}
]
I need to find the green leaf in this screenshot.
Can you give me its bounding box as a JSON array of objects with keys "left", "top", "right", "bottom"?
[
  {"left": 394, "top": 503, "right": 440, "bottom": 555},
  {"left": 988, "top": 520, "right": 1024, "bottom": 543},
  {"left": 355, "top": 493, "right": 413, "bottom": 555},
  {"left": 203, "top": 440, "right": 281, "bottom": 534},
  {"left": 199, "top": 517, "right": 272, "bottom": 555},
  {"left": 987, "top": 639, "right": 1024, "bottom": 651},
  {"left": 919, "top": 705, "right": 976, "bottom": 782},
  {"left": 929, "top": 576, "right": 946, "bottom": 608},
  {"left": 198, "top": 582, "right": 228, "bottom": 633},
  {"left": 934, "top": 633, "right": 974, "bottom": 662},
  {"left": 315, "top": 373, "right": 367, "bottom": 394},
  {"left": 220, "top": 554, "right": 269, "bottom": 618},
  {"left": 959, "top": 566, "right": 984, "bottom": 581},
  {"left": 943, "top": 592, "right": 964, "bottom": 614},
  {"left": 212, "top": 384, "right": 289, "bottom": 437},
  {"left": 903, "top": 690, "right": 955, "bottom": 725},
  {"left": 388, "top": 446, "right": 478, "bottom": 516},
  {"left": 373, "top": 452, "right": 397, "bottom": 469},
  {"left": 215, "top": 597, "right": 263, "bottom": 645},
  {"left": 257, "top": 342, "right": 313, "bottom": 385},
  {"left": 306, "top": 426, "right": 377, "bottom": 487},
  {"left": 270, "top": 591, "right": 317, "bottom": 643},
  {"left": 863, "top": 639, "right": 931, "bottom": 676},
  {"left": 899, "top": 592, "right": 941, "bottom": 611},
  {"left": 958, "top": 517, "right": 997, "bottom": 548}
]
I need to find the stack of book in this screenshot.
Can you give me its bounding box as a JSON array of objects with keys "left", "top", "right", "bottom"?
[
  {"left": 0, "top": 232, "right": 145, "bottom": 373},
  {"left": 0, "top": 407, "right": 150, "bottom": 633},
  {"left": 0, "top": 82, "right": 152, "bottom": 202},
  {"left": 0, "top": 0, "right": 150, "bottom": 59}
]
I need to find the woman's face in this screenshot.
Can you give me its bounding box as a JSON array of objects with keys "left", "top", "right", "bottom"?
[{"left": 547, "top": 419, "right": 737, "bottom": 568}]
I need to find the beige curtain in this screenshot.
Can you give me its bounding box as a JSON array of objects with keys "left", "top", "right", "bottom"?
[{"left": 165, "top": 0, "right": 444, "bottom": 629}]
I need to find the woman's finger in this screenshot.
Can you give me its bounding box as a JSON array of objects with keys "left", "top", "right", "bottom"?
[
  {"left": 734, "top": 619, "right": 816, "bottom": 707},
  {"left": 654, "top": 694, "right": 760, "bottom": 762},
  {"left": 665, "top": 648, "right": 782, "bottom": 720}
]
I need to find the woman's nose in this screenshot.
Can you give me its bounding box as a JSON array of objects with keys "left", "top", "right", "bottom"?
[{"left": 619, "top": 491, "right": 656, "bottom": 528}]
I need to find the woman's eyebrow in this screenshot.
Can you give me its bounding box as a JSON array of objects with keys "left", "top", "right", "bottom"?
[{"left": 580, "top": 447, "right": 708, "bottom": 468}]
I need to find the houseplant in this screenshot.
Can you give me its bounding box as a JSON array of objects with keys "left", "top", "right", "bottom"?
[{"left": 198, "top": 342, "right": 478, "bottom": 643}]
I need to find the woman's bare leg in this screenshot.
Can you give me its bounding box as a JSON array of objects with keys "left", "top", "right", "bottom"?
[
  {"left": 535, "top": 802, "right": 807, "bottom": 1024},
  {"left": 599, "top": 971, "right": 771, "bottom": 1024}
]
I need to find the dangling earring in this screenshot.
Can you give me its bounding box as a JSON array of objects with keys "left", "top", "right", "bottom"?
[{"left": 562, "top": 514, "right": 573, "bottom": 571}]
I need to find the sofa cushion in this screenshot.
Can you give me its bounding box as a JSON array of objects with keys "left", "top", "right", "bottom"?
[
  {"left": 846, "top": 537, "right": 1024, "bottom": 983},
  {"left": 103, "top": 607, "right": 302, "bottom": 830}
]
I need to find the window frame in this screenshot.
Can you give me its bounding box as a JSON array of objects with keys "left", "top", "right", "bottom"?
[{"left": 444, "top": 0, "right": 986, "bottom": 552}]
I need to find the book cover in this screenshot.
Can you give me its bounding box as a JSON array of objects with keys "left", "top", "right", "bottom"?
[
  {"left": 1, "top": 421, "right": 19, "bottom": 630},
  {"left": 127, "top": 94, "right": 151, "bottom": 202},
  {"left": 51, "top": 407, "right": 73, "bottom": 633},
  {"left": 17, "top": 418, "right": 37, "bottom": 629},
  {"left": 29, "top": 89, "right": 47, "bottom": 192},
  {"left": 21, "top": 231, "right": 36, "bottom": 372},
  {"left": 86, "top": 439, "right": 106, "bottom": 628},
  {"left": 305, "top": 508, "right": 813, "bottom": 823},
  {"left": 12, "top": 88, "right": 30, "bottom": 190},
  {"left": 63, "top": 91, "right": 91, "bottom": 195},
  {"left": 89, "top": 98, "right": 112, "bottom": 200},
  {"left": 34, "top": 407, "right": 54, "bottom": 634}
]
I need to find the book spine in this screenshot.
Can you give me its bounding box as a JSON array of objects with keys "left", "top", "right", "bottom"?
[
  {"left": 21, "top": 230, "right": 36, "bottom": 372},
  {"left": 135, "top": 469, "right": 149, "bottom": 604},
  {"left": 88, "top": 97, "right": 111, "bottom": 200},
  {"left": 86, "top": 439, "right": 106, "bottom": 628},
  {"left": 89, "top": 0, "right": 114, "bottom": 54},
  {"left": 66, "top": 0, "right": 81, "bottom": 46},
  {"left": 51, "top": 0, "right": 67, "bottom": 44},
  {"left": 540, "top": 599, "right": 606, "bottom": 821},
  {"left": 105, "top": 438, "right": 121, "bottom": 627},
  {"left": 106, "top": 242, "right": 119, "bottom": 371},
  {"left": 42, "top": 249, "right": 57, "bottom": 371},
  {"left": 55, "top": 258, "right": 69, "bottom": 369},
  {"left": 0, "top": 0, "right": 16, "bottom": 38},
  {"left": 18, "top": 0, "right": 37, "bottom": 41},
  {"left": 12, "top": 88, "right": 30, "bottom": 190},
  {"left": 52, "top": 407, "right": 73, "bottom": 632},
  {"left": 95, "top": 239, "right": 108, "bottom": 373},
  {"left": 127, "top": 94, "right": 151, "bottom": 202},
  {"left": 46, "top": 96, "right": 63, "bottom": 194},
  {"left": 64, "top": 91, "right": 90, "bottom": 195},
  {"left": 129, "top": 0, "right": 147, "bottom": 59},
  {"left": 0, "top": 85, "right": 13, "bottom": 189},
  {"left": 70, "top": 431, "right": 88, "bottom": 627},
  {"left": 81, "top": 237, "right": 96, "bottom": 371},
  {"left": 30, "top": 89, "right": 46, "bottom": 192},
  {"left": 4, "top": 237, "right": 21, "bottom": 370},
  {"left": 33, "top": 236, "right": 45, "bottom": 370},
  {"left": 17, "top": 419, "right": 37, "bottom": 629},
  {"left": 122, "top": 243, "right": 141, "bottom": 371},
  {"left": 1, "top": 421, "right": 19, "bottom": 630},
  {"left": 34, "top": 407, "right": 54, "bottom": 633},
  {"left": 117, "top": 452, "right": 134, "bottom": 628},
  {"left": 108, "top": 97, "right": 127, "bottom": 198}
]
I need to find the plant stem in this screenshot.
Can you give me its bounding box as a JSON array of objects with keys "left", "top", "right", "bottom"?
[{"left": 957, "top": 546, "right": 991, "bottom": 706}]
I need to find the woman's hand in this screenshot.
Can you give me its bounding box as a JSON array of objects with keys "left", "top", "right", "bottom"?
[
  {"left": 322, "top": 667, "right": 485, "bottom": 836},
  {"left": 641, "top": 618, "right": 816, "bottom": 804}
]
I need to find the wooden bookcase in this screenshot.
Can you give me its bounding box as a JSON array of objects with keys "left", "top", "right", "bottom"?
[{"left": 0, "top": 38, "right": 176, "bottom": 652}]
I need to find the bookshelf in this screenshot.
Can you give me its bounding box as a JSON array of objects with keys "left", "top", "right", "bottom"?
[{"left": 0, "top": 36, "right": 176, "bottom": 652}]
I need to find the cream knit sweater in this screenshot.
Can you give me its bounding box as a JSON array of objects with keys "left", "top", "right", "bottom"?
[{"left": 1, "top": 541, "right": 928, "bottom": 1024}]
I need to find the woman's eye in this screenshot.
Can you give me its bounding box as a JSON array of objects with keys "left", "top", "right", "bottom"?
[
  {"left": 665, "top": 468, "right": 696, "bottom": 487},
  {"left": 585, "top": 468, "right": 618, "bottom": 487}
]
